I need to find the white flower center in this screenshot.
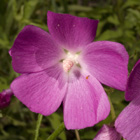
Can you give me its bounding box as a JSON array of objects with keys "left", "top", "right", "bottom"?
[{"left": 63, "top": 52, "right": 79, "bottom": 72}]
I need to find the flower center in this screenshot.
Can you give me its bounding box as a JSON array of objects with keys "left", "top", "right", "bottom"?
[{"left": 63, "top": 52, "right": 79, "bottom": 72}]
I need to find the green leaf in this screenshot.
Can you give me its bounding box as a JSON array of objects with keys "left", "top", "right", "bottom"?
[
  {"left": 0, "top": 77, "right": 8, "bottom": 91},
  {"left": 96, "top": 29, "right": 123, "bottom": 40},
  {"left": 110, "top": 90, "right": 124, "bottom": 104},
  {"left": 122, "top": 0, "right": 140, "bottom": 9},
  {"left": 48, "top": 113, "right": 66, "bottom": 140},
  {"left": 96, "top": 21, "right": 107, "bottom": 37},
  {"left": 80, "top": 129, "right": 97, "bottom": 139},
  {"left": 107, "top": 14, "right": 120, "bottom": 26},
  {"left": 23, "top": 0, "right": 39, "bottom": 19},
  {"left": 68, "top": 5, "right": 92, "bottom": 12}
]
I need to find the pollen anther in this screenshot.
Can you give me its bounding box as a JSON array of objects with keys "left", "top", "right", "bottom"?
[{"left": 86, "top": 75, "right": 90, "bottom": 79}]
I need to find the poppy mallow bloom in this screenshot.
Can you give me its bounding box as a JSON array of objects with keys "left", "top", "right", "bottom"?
[
  {"left": 0, "top": 89, "right": 13, "bottom": 109},
  {"left": 10, "top": 11, "right": 129, "bottom": 129},
  {"left": 115, "top": 59, "right": 140, "bottom": 140},
  {"left": 93, "top": 125, "right": 121, "bottom": 140}
]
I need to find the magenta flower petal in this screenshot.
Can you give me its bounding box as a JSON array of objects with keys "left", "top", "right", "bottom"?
[
  {"left": 115, "top": 96, "right": 140, "bottom": 140},
  {"left": 63, "top": 71, "right": 110, "bottom": 129},
  {"left": 10, "top": 25, "right": 63, "bottom": 73},
  {"left": 47, "top": 11, "right": 98, "bottom": 51},
  {"left": 10, "top": 65, "right": 67, "bottom": 115},
  {"left": 125, "top": 59, "right": 140, "bottom": 101},
  {"left": 0, "top": 89, "right": 13, "bottom": 109},
  {"left": 93, "top": 125, "right": 121, "bottom": 140},
  {"left": 82, "top": 41, "right": 129, "bottom": 91}
]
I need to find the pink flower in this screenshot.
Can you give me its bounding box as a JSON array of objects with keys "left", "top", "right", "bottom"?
[
  {"left": 94, "top": 60, "right": 140, "bottom": 140},
  {"left": 0, "top": 89, "right": 13, "bottom": 109},
  {"left": 10, "top": 11, "right": 129, "bottom": 129},
  {"left": 115, "top": 59, "right": 140, "bottom": 140},
  {"left": 93, "top": 125, "right": 121, "bottom": 140}
]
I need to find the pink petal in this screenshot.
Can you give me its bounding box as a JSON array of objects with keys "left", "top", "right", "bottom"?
[
  {"left": 115, "top": 96, "right": 140, "bottom": 140},
  {"left": 125, "top": 59, "right": 140, "bottom": 101},
  {"left": 10, "top": 64, "right": 67, "bottom": 116},
  {"left": 47, "top": 11, "right": 98, "bottom": 51},
  {"left": 63, "top": 70, "right": 110, "bottom": 129},
  {"left": 81, "top": 41, "right": 129, "bottom": 91},
  {"left": 10, "top": 25, "right": 63, "bottom": 73},
  {"left": 93, "top": 125, "right": 121, "bottom": 140}
]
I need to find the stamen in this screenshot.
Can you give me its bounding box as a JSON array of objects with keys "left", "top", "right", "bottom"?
[
  {"left": 63, "top": 59, "right": 74, "bottom": 72},
  {"left": 62, "top": 51, "right": 81, "bottom": 72}
]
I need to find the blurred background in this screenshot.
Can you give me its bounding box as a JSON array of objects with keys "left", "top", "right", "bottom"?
[{"left": 0, "top": 0, "right": 140, "bottom": 140}]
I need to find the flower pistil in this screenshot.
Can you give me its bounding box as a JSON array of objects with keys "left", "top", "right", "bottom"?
[{"left": 62, "top": 51, "right": 80, "bottom": 72}]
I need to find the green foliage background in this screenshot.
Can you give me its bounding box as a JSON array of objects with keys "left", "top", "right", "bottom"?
[{"left": 0, "top": 0, "right": 140, "bottom": 139}]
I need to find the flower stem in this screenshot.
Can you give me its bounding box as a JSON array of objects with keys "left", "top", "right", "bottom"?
[
  {"left": 34, "top": 114, "right": 43, "bottom": 140},
  {"left": 75, "top": 130, "right": 80, "bottom": 140},
  {"left": 47, "top": 122, "right": 65, "bottom": 140},
  {"left": 108, "top": 96, "right": 116, "bottom": 120}
]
